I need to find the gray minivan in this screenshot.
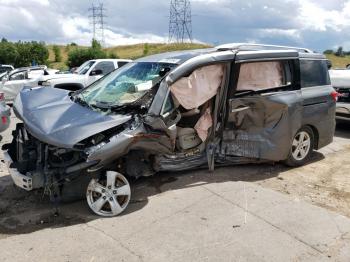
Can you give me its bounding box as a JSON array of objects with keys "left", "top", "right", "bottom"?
[{"left": 3, "top": 43, "right": 336, "bottom": 216}]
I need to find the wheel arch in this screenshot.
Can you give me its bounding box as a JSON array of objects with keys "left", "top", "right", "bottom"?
[{"left": 304, "top": 124, "right": 319, "bottom": 150}]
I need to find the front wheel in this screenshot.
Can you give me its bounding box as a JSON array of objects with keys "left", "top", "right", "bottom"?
[
  {"left": 86, "top": 171, "right": 131, "bottom": 217},
  {"left": 284, "top": 126, "right": 314, "bottom": 167}
]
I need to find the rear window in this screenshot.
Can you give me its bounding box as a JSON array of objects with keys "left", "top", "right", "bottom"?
[
  {"left": 117, "top": 61, "right": 129, "bottom": 68},
  {"left": 300, "top": 59, "right": 330, "bottom": 88}
]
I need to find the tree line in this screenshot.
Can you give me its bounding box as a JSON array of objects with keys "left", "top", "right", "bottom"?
[
  {"left": 323, "top": 46, "right": 349, "bottom": 57},
  {"left": 0, "top": 38, "right": 117, "bottom": 69},
  {"left": 0, "top": 38, "right": 49, "bottom": 67}
]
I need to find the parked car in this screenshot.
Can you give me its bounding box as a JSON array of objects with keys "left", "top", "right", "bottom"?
[
  {"left": 0, "top": 92, "right": 10, "bottom": 138},
  {"left": 0, "top": 66, "right": 59, "bottom": 103},
  {"left": 2, "top": 43, "right": 336, "bottom": 217},
  {"left": 0, "top": 64, "right": 14, "bottom": 74},
  {"left": 329, "top": 69, "right": 350, "bottom": 121},
  {"left": 38, "top": 59, "right": 132, "bottom": 91}
]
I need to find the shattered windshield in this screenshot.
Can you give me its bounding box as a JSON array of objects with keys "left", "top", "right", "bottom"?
[
  {"left": 76, "top": 60, "right": 95, "bottom": 75},
  {"left": 76, "top": 62, "right": 176, "bottom": 108}
]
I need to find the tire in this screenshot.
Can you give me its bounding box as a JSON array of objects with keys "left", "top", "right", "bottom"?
[
  {"left": 284, "top": 126, "right": 314, "bottom": 167},
  {"left": 60, "top": 175, "right": 92, "bottom": 202}
]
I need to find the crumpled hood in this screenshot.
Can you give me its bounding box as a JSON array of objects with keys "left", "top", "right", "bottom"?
[{"left": 14, "top": 87, "right": 132, "bottom": 148}]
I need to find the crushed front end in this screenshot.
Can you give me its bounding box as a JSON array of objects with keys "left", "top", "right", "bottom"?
[{"left": 3, "top": 123, "right": 98, "bottom": 193}]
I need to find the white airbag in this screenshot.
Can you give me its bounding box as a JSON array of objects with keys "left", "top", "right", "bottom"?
[{"left": 170, "top": 64, "right": 224, "bottom": 110}]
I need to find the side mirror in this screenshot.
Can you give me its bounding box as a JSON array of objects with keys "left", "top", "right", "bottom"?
[{"left": 90, "top": 69, "right": 103, "bottom": 76}]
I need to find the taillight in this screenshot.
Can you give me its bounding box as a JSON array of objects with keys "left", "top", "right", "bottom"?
[
  {"left": 0, "top": 93, "right": 4, "bottom": 101},
  {"left": 331, "top": 91, "right": 339, "bottom": 102},
  {"left": 1, "top": 116, "right": 7, "bottom": 125}
]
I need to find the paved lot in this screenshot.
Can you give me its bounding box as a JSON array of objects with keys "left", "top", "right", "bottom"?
[{"left": 0, "top": 115, "right": 350, "bottom": 261}]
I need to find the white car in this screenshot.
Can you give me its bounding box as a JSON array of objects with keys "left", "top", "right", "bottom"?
[
  {"left": 0, "top": 64, "right": 14, "bottom": 74},
  {"left": 329, "top": 68, "right": 350, "bottom": 121},
  {"left": 39, "top": 59, "right": 132, "bottom": 91},
  {"left": 0, "top": 66, "right": 59, "bottom": 103}
]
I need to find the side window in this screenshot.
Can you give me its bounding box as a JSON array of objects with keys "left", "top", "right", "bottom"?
[
  {"left": 161, "top": 92, "right": 175, "bottom": 116},
  {"left": 117, "top": 61, "right": 129, "bottom": 68},
  {"left": 94, "top": 61, "right": 115, "bottom": 75},
  {"left": 300, "top": 59, "right": 330, "bottom": 88},
  {"left": 236, "top": 61, "right": 292, "bottom": 92},
  {"left": 28, "top": 70, "right": 44, "bottom": 79},
  {"left": 10, "top": 71, "right": 26, "bottom": 80}
]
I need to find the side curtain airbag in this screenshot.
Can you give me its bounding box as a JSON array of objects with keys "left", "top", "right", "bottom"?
[
  {"left": 237, "top": 62, "right": 283, "bottom": 91},
  {"left": 169, "top": 64, "right": 224, "bottom": 110}
]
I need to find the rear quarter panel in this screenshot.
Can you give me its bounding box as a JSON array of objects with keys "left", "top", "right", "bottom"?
[{"left": 301, "top": 85, "right": 336, "bottom": 149}]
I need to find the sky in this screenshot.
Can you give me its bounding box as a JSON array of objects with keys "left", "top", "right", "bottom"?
[{"left": 0, "top": 0, "right": 349, "bottom": 52}]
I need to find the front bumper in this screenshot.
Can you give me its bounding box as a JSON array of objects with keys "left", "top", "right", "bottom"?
[
  {"left": 336, "top": 102, "right": 350, "bottom": 121},
  {"left": 3, "top": 151, "right": 34, "bottom": 191}
]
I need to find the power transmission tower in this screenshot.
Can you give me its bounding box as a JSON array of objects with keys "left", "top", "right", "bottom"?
[
  {"left": 168, "top": 0, "right": 193, "bottom": 43},
  {"left": 89, "top": 2, "right": 107, "bottom": 46}
]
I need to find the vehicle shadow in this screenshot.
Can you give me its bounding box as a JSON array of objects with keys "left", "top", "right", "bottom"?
[
  {"left": 0, "top": 151, "right": 325, "bottom": 236},
  {"left": 335, "top": 121, "right": 350, "bottom": 139}
]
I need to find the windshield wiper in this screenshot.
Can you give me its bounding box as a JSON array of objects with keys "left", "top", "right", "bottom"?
[{"left": 74, "top": 94, "right": 91, "bottom": 109}]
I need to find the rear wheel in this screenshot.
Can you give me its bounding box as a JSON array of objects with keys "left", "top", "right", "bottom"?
[
  {"left": 86, "top": 171, "right": 131, "bottom": 217},
  {"left": 284, "top": 126, "right": 314, "bottom": 167}
]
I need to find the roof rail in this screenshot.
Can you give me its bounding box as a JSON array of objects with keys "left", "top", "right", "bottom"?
[{"left": 216, "top": 43, "right": 313, "bottom": 53}]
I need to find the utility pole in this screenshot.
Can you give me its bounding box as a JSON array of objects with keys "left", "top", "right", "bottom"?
[
  {"left": 89, "top": 1, "right": 107, "bottom": 46},
  {"left": 168, "top": 0, "right": 193, "bottom": 43}
]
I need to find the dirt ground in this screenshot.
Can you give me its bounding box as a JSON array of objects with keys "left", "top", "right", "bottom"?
[{"left": 0, "top": 115, "right": 350, "bottom": 239}]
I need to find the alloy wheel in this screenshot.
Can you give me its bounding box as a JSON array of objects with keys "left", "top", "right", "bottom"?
[
  {"left": 291, "top": 131, "right": 311, "bottom": 161},
  {"left": 86, "top": 171, "right": 131, "bottom": 217}
]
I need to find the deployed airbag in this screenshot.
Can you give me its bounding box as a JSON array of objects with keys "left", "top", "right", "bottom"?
[
  {"left": 237, "top": 62, "right": 283, "bottom": 91},
  {"left": 194, "top": 107, "right": 212, "bottom": 141},
  {"left": 170, "top": 64, "right": 224, "bottom": 110}
]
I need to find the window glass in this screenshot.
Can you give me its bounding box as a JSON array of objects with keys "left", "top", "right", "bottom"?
[
  {"left": 118, "top": 61, "right": 129, "bottom": 68},
  {"left": 300, "top": 60, "right": 330, "bottom": 88},
  {"left": 76, "top": 60, "right": 95, "bottom": 75},
  {"left": 94, "top": 61, "right": 115, "bottom": 75},
  {"left": 10, "top": 71, "right": 26, "bottom": 80},
  {"left": 77, "top": 62, "right": 176, "bottom": 107},
  {"left": 237, "top": 61, "right": 291, "bottom": 91},
  {"left": 28, "top": 69, "right": 44, "bottom": 79},
  {"left": 162, "top": 93, "right": 174, "bottom": 115}
]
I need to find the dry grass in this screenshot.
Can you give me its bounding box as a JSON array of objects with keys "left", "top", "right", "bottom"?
[
  {"left": 47, "top": 43, "right": 211, "bottom": 69},
  {"left": 325, "top": 54, "right": 350, "bottom": 68},
  {"left": 47, "top": 44, "right": 350, "bottom": 70}
]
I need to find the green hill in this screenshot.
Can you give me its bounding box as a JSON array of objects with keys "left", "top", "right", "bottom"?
[
  {"left": 48, "top": 43, "right": 350, "bottom": 70},
  {"left": 47, "top": 43, "right": 211, "bottom": 70}
]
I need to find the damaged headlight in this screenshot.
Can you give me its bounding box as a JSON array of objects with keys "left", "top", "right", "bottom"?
[{"left": 85, "top": 142, "right": 107, "bottom": 155}]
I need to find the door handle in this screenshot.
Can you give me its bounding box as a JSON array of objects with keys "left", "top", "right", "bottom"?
[{"left": 231, "top": 106, "right": 250, "bottom": 113}]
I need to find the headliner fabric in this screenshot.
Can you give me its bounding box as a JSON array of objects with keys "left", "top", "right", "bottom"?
[
  {"left": 237, "top": 62, "right": 283, "bottom": 91},
  {"left": 170, "top": 64, "right": 224, "bottom": 110}
]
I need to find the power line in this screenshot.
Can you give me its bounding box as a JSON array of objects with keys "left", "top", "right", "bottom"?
[
  {"left": 168, "top": 0, "right": 193, "bottom": 43},
  {"left": 89, "top": 2, "right": 107, "bottom": 46}
]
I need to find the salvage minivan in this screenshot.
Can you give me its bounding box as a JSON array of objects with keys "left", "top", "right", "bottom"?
[{"left": 2, "top": 43, "right": 336, "bottom": 217}]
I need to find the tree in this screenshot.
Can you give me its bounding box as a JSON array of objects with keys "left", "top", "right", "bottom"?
[
  {"left": 0, "top": 40, "right": 49, "bottom": 67},
  {"left": 143, "top": 43, "right": 150, "bottom": 56},
  {"left": 0, "top": 40, "right": 18, "bottom": 65},
  {"left": 109, "top": 52, "right": 119, "bottom": 59},
  {"left": 67, "top": 39, "right": 107, "bottom": 68},
  {"left": 53, "top": 45, "right": 62, "bottom": 62},
  {"left": 323, "top": 49, "right": 334, "bottom": 55},
  {"left": 335, "top": 46, "right": 345, "bottom": 57}
]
